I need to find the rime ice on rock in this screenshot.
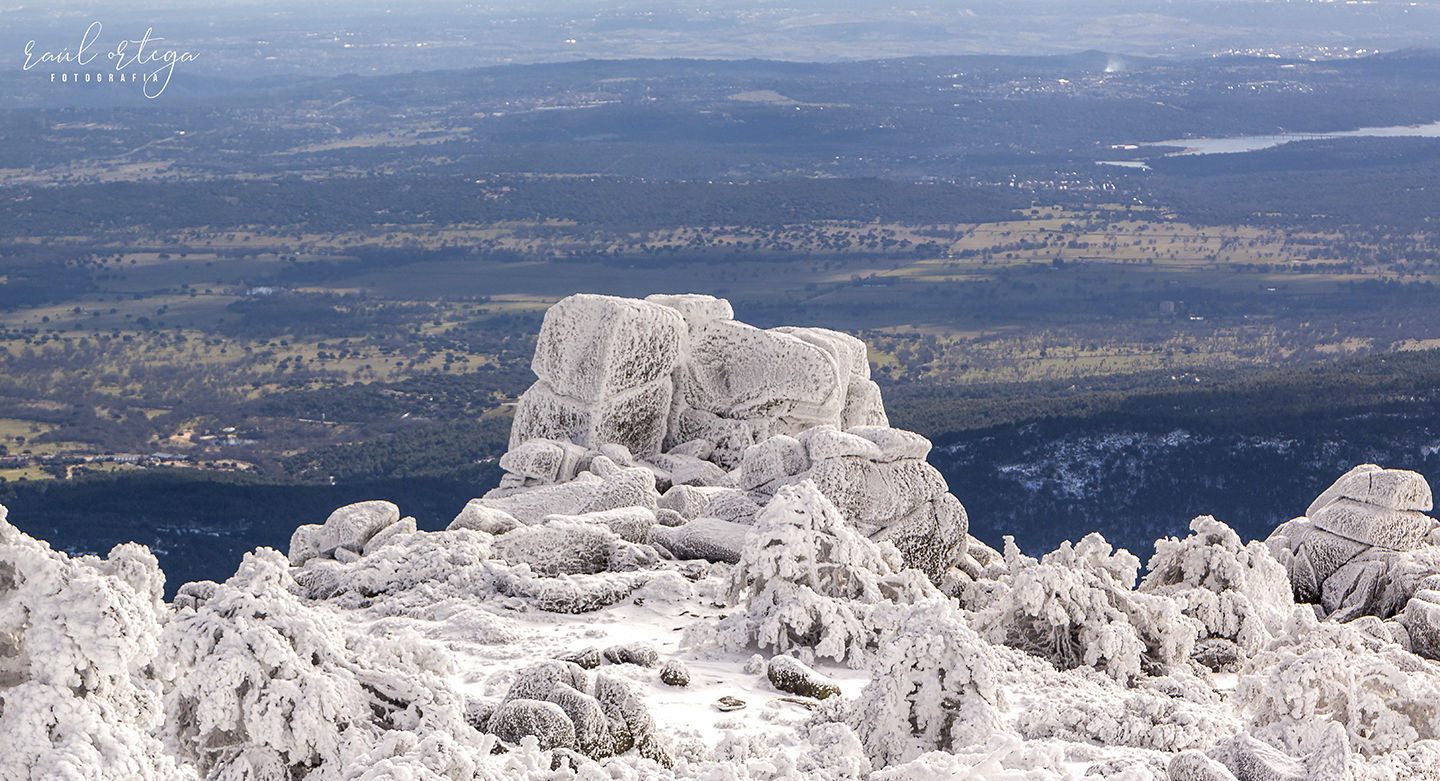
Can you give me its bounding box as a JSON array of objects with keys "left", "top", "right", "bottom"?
[
  {"left": 489, "top": 699, "right": 577, "bottom": 750},
  {"left": 766, "top": 654, "right": 841, "bottom": 700},
  {"left": 477, "top": 293, "right": 971, "bottom": 582},
  {"left": 1267, "top": 465, "right": 1440, "bottom": 654},
  {"left": 290, "top": 500, "right": 413, "bottom": 566},
  {"left": 19, "top": 293, "right": 1440, "bottom": 779},
  {"left": 511, "top": 294, "right": 686, "bottom": 456}
]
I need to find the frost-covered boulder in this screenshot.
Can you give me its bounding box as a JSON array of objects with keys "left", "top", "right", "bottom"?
[
  {"left": 511, "top": 379, "right": 675, "bottom": 458},
  {"left": 472, "top": 457, "right": 660, "bottom": 525},
  {"left": 593, "top": 671, "right": 671, "bottom": 766},
  {"left": 677, "top": 319, "right": 852, "bottom": 441},
  {"left": 1207, "top": 734, "right": 1307, "bottom": 781},
  {"left": 530, "top": 294, "right": 687, "bottom": 402},
  {"left": 644, "top": 292, "right": 734, "bottom": 324},
  {"left": 1396, "top": 589, "right": 1440, "bottom": 659},
  {"left": 490, "top": 518, "right": 658, "bottom": 576},
  {"left": 1267, "top": 466, "right": 1440, "bottom": 634},
  {"left": 649, "top": 517, "right": 752, "bottom": 563},
  {"left": 511, "top": 294, "right": 686, "bottom": 456},
  {"left": 510, "top": 293, "right": 889, "bottom": 467},
  {"left": 504, "top": 660, "right": 587, "bottom": 702},
  {"left": 798, "top": 425, "right": 885, "bottom": 461},
  {"left": 780, "top": 451, "right": 944, "bottom": 526},
  {"left": 543, "top": 506, "right": 655, "bottom": 544},
  {"left": 602, "top": 642, "right": 660, "bottom": 668},
  {"left": 698, "top": 488, "right": 763, "bottom": 524},
  {"left": 1305, "top": 464, "right": 1432, "bottom": 517},
  {"left": 733, "top": 425, "right": 968, "bottom": 582},
  {"left": 289, "top": 500, "right": 404, "bottom": 565},
  {"left": 1169, "top": 751, "right": 1241, "bottom": 781},
  {"left": 658, "top": 659, "right": 690, "bottom": 687},
  {"left": 488, "top": 699, "right": 577, "bottom": 750},
  {"left": 447, "top": 500, "right": 521, "bottom": 535},
  {"left": 362, "top": 514, "right": 417, "bottom": 555},
  {"left": 498, "top": 439, "right": 590, "bottom": 484},
  {"left": 650, "top": 451, "right": 735, "bottom": 488},
  {"left": 486, "top": 293, "right": 974, "bottom": 582},
  {"left": 543, "top": 686, "right": 612, "bottom": 758},
  {"left": 1312, "top": 499, "right": 1433, "bottom": 552},
  {"left": 656, "top": 484, "right": 712, "bottom": 521},
  {"left": 766, "top": 654, "right": 841, "bottom": 699},
  {"left": 737, "top": 434, "right": 809, "bottom": 490}
]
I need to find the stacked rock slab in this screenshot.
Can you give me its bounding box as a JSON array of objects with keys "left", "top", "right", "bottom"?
[
  {"left": 511, "top": 295, "right": 686, "bottom": 457},
  {"left": 290, "top": 501, "right": 417, "bottom": 565},
  {"left": 467, "top": 293, "right": 969, "bottom": 582},
  {"left": 736, "top": 425, "right": 969, "bottom": 580},
  {"left": 1266, "top": 465, "right": 1440, "bottom": 656}
]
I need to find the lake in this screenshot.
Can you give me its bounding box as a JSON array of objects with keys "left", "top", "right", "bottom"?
[{"left": 1142, "top": 119, "right": 1440, "bottom": 156}]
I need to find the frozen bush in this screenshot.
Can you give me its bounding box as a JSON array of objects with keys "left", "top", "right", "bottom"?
[
  {"left": 718, "top": 480, "right": 937, "bottom": 666},
  {"left": 849, "top": 602, "right": 1008, "bottom": 766},
  {"left": 1235, "top": 613, "right": 1440, "bottom": 758},
  {"left": 1015, "top": 668, "right": 1241, "bottom": 753},
  {"left": 1141, "top": 516, "right": 1294, "bottom": 665},
  {"left": 975, "top": 533, "right": 1200, "bottom": 682},
  {"left": 159, "top": 548, "right": 491, "bottom": 779},
  {"left": 0, "top": 513, "right": 186, "bottom": 781}
]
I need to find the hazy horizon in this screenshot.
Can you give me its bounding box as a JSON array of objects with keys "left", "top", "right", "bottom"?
[{"left": 5, "top": 0, "right": 1438, "bottom": 81}]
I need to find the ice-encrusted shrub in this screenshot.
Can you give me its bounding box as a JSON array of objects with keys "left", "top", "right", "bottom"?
[
  {"left": 1014, "top": 667, "right": 1241, "bottom": 753},
  {"left": 848, "top": 602, "right": 1009, "bottom": 766},
  {"left": 1235, "top": 611, "right": 1440, "bottom": 758},
  {"left": 865, "top": 734, "right": 1170, "bottom": 781},
  {"left": 718, "top": 480, "right": 938, "bottom": 666},
  {"left": 490, "top": 518, "right": 659, "bottom": 576},
  {"left": 0, "top": 513, "right": 186, "bottom": 780},
  {"left": 1361, "top": 740, "right": 1440, "bottom": 781},
  {"left": 1140, "top": 515, "right": 1293, "bottom": 663},
  {"left": 160, "top": 548, "right": 491, "bottom": 779},
  {"left": 293, "top": 528, "right": 651, "bottom": 615},
  {"left": 709, "top": 720, "right": 871, "bottom": 780},
  {"left": 974, "top": 533, "right": 1199, "bottom": 682}
]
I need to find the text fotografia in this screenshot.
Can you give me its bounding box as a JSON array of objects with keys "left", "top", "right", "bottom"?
[{"left": 22, "top": 22, "right": 199, "bottom": 99}]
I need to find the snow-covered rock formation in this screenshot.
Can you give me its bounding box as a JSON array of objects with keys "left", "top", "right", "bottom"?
[
  {"left": 1267, "top": 464, "right": 1440, "bottom": 654},
  {"left": 475, "top": 293, "right": 969, "bottom": 582},
  {"left": 4, "top": 294, "right": 1440, "bottom": 779}
]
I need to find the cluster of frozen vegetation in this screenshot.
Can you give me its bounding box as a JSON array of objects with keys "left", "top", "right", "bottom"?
[{"left": 4, "top": 293, "right": 1440, "bottom": 779}]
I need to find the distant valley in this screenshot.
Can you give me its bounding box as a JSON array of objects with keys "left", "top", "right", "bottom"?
[{"left": 1, "top": 50, "right": 1438, "bottom": 590}]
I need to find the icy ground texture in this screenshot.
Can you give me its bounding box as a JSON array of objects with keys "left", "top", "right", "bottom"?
[{"left": 4, "top": 297, "right": 1440, "bottom": 779}]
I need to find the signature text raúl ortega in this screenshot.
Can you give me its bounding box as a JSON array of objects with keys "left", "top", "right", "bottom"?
[{"left": 22, "top": 21, "right": 199, "bottom": 99}]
